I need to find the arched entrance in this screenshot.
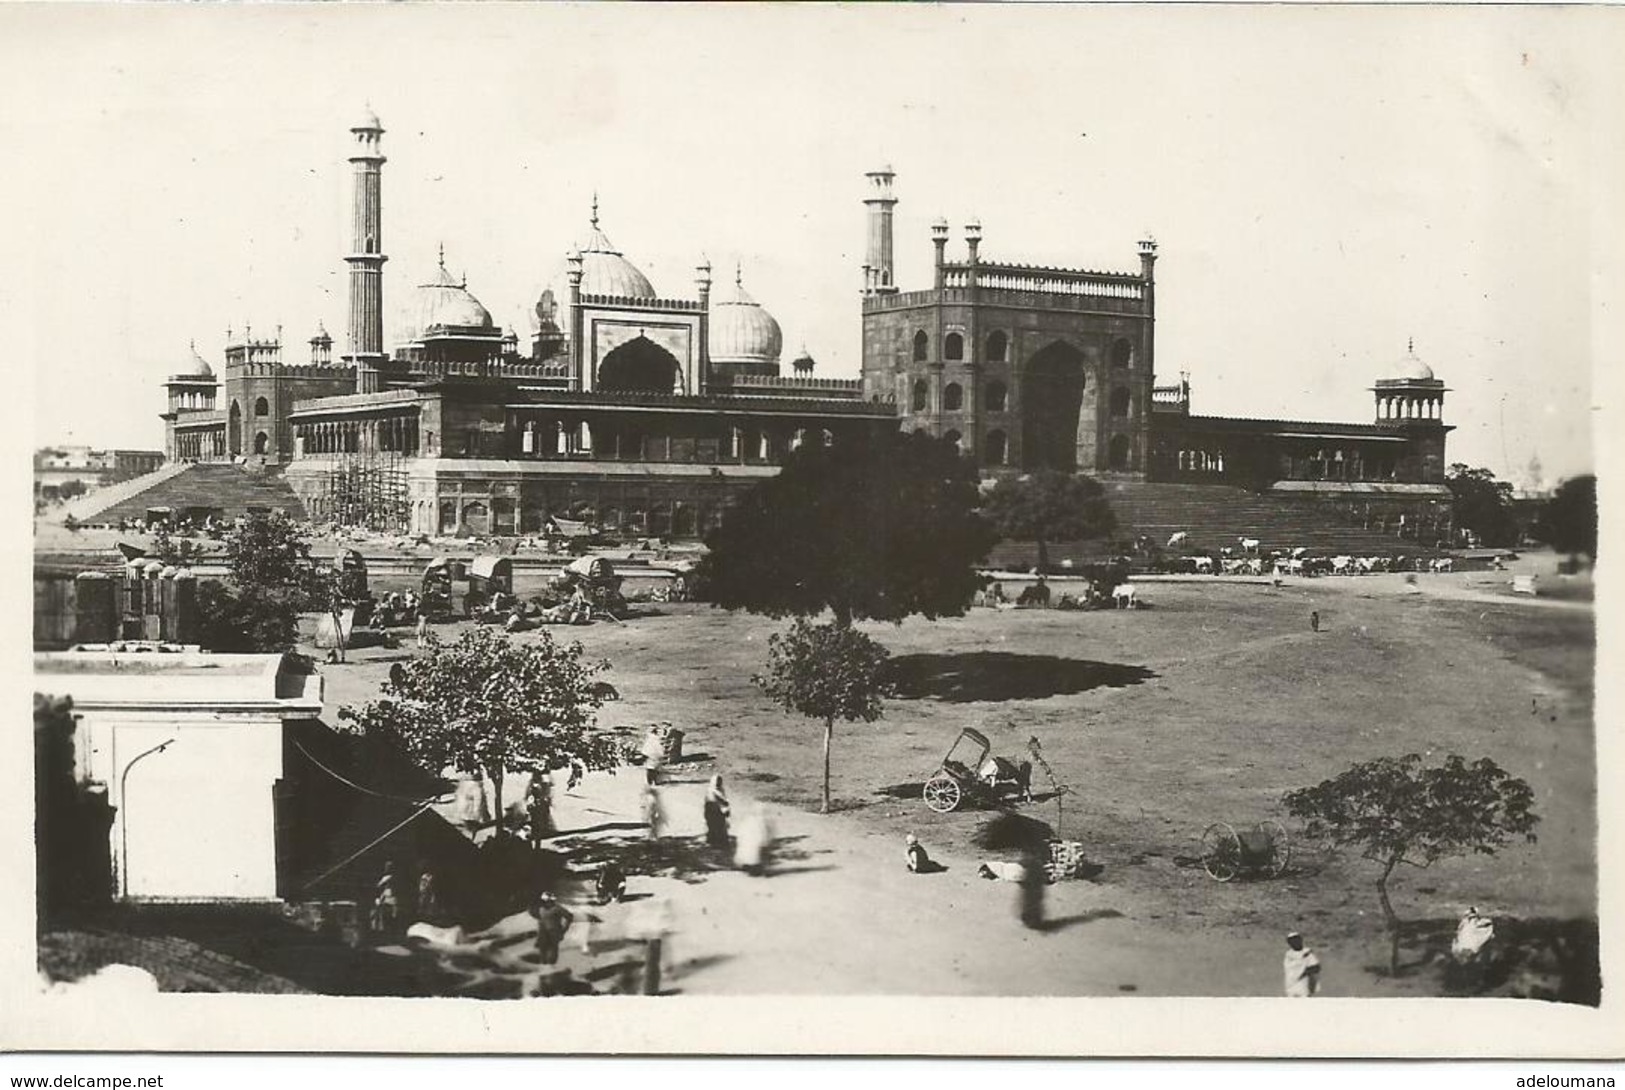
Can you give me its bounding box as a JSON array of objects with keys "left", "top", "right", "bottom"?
[
  {"left": 462, "top": 501, "right": 490, "bottom": 536},
  {"left": 228, "top": 401, "right": 242, "bottom": 456},
  {"left": 598, "top": 336, "right": 681, "bottom": 393},
  {"left": 1021, "top": 341, "right": 1087, "bottom": 471},
  {"left": 1108, "top": 434, "right": 1132, "bottom": 470},
  {"left": 253, "top": 431, "right": 269, "bottom": 456}
]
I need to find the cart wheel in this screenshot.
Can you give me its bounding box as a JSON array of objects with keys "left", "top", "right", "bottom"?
[
  {"left": 1258, "top": 819, "right": 1291, "bottom": 878},
  {"left": 923, "top": 773, "right": 962, "bottom": 813},
  {"left": 1201, "top": 822, "right": 1243, "bottom": 882}
]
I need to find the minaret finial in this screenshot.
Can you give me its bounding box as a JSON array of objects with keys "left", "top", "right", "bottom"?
[
  {"left": 1408, "top": 336, "right": 1414, "bottom": 354},
  {"left": 591, "top": 191, "right": 599, "bottom": 228},
  {"left": 438, "top": 241, "right": 445, "bottom": 268},
  {"left": 735, "top": 261, "right": 743, "bottom": 288}
]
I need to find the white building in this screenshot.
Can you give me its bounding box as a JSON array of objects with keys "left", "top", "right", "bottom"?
[{"left": 34, "top": 650, "right": 323, "bottom": 901}]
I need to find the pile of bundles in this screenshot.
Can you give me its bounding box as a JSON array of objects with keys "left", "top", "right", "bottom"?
[{"left": 1044, "top": 840, "right": 1091, "bottom": 883}]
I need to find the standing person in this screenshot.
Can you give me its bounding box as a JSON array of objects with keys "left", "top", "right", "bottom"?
[
  {"left": 703, "top": 774, "right": 731, "bottom": 850},
  {"left": 734, "top": 807, "right": 775, "bottom": 876},
  {"left": 1310, "top": 610, "right": 1321, "bottom": 633},
  {"left": 532, "top": 891, "right": 575, "bottom": 967},
  {"left": 371, "top": 860, "right": 402, "bottom": 937},
  {"left": 415, "top": 611, "right": 429, "bottom": 649},
  {"left": 526, "top": 773, "right": 555, "bottom": 845},
  {"left": 416, "top": 869, "right": 442, "bottom": 927},
  {"left": 1283, "top": 931, "right": 1322, "bottom": 997},
  {"left": 641, "top": 784, "right": 667, "bottom": 840}
]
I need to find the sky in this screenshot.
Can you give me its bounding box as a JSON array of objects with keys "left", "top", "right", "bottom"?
[{"left": 8, "top": 3, "right": 1621, "bottom": 488}]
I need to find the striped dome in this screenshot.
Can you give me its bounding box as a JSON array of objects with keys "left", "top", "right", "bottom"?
[
  {"left": 707, "top": 268, "right": 782, "bottom": 367},
  {"left": 404, "top": 258, "right": 494, "bottom": 342}
]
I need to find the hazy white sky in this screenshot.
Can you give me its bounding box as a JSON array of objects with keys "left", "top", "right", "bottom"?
[{"left": 9, "top": 3, "right": 1620, "bottom": 486}]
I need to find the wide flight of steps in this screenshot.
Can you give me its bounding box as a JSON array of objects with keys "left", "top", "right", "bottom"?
[
  {"left": 987, "top": 479, "right": 1436, "bottom": 570},
  {"left": 62, "top": 462, "right": 307, "bottom": 526}
]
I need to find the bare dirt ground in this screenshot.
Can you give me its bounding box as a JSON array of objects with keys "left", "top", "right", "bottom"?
[{"left": 314, "top": 553, "right": 1596, "bottom": 998}]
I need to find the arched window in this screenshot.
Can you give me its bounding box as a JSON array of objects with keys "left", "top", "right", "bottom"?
[
  {"left": 944, "top": 332, "right": 964, "bottom": 361},
  {"left": 943, "top": 383, "right": 963, "bottom": 411},
  {"left": 985, "top": 429, "right": 1008, "bottom": 466},
  {"left": 253, "top": 432, "right": 269, "bottom": 455},
  {"left": 943, "top": 429, "right": 962, "bottom": 452},
  {"left": 985, "top": 380, "right": 1007, "bottom": 412},
  {"left": 1110, "top": 338, "right": 1133, "bottom": 369},
  {"left": 912, "top": 330, "right": 929, "bottom": 362},
  {"left": 1108, "top": 434, "right": 1132, "bottom": 470},
  {"left": 253, "top": 397, "right": 269, "bottom": 416},
  {"left": 1110, "top": 386, "right": 1132, "bottom": 417},
  {"left": 911, "top": 379, "right": 928, "bottom": 413},
  {"left": 987, "top": 330, "right": 1008, "bottom": 364}
]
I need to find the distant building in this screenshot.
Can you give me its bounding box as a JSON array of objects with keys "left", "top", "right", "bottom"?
[{"left": 34, "top": 445, "right": 164, "bottom": 501}]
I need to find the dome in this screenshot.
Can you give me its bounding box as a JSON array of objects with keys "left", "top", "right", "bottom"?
[
  {"left": 353, "top": 106, "right": 382, "bottom": 132},
  {"left": 707, "top": 268, "right": 783, "bottom": 366},
  {"left": 404, "top": 256, "right": 494, "bottom": 342},
  {"left": 1391, "top": 340, "right": 1436, "bottom": 382},
  {"left": 552, "top": 204, "right": 659, "bottom": 302},
  {"left": 183, "top": 340, "right": 214, "bottom": 378}
]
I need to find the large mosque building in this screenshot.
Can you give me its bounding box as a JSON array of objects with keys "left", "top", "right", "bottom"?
[{"left": 154, "top": 109, "right": 1453, "bottom": 543}]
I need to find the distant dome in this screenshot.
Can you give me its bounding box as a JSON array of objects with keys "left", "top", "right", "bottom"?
[
  {"left": 552, "top": 206, "right": 658, "bottom": 302},
  {"left": 183, "top": 341, "right": 214, "bottom": 378},
  {"left": 354, "top": 106, "right": 382, "bottom": 131},
  {"left": 708, "top": 269, "right": 783, "bottom": 367},
  {"left": 404, "top": 257, "right": 494, "bottom": 342},
  {"left": 791, "top": 347, "right": 816, "bottom": 373},
  {"left": 1390, "top": 342, "right": 1436, "bottom": 382}
]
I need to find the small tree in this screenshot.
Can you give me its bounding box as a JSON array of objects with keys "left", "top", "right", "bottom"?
[
  {"left": 1283, "top": 754, "right": 1539, "bottom": 976},
  {"left": 227, "top": 511, "right": 324, "bottom": 603},
  {"left": 982, "top": 469, "right": 1117, "bottom": 574},
  {"left": 1539, "top": 474, "right": 1597, "bottom": 563},
  {"left": 148, "top": 524, "right": 207, "bottom": 568},
  {"left": 1445, "top": 464, "right": 1518, "bottom": 547},
  {"left": 754, "top": 618, "right": 892, "bottom": 813},
  {"left": 340, "top": 627, "right": 622, "bottom": 837},
  {"left": 701, "top": 430, "right": 996, "bottom": 628}
]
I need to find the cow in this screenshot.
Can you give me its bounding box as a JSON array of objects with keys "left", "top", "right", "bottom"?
[
  {"left": 1221, "top": 558, "right": 1246, "bottom": 575},
  {"left": 1167, "top": 531, "right": 1189, "bottom": 549},
  {"left": 1244, "top": 557, "right": 1264, "bottom": 576},
  {"left": 1192, "top": 556, "right": 1215, "bottom": 574},
  {"left": 1239, "top": 537, "right": 1261, "bottom": 554},
  {"left": 1112, "top": 584, "right": 1139, "bottom": 609},
  {"left": 1431, "top": 557, "right": 1455, "bottom": 573},
  {"left": 1331, "top": 555, "right": 1354, "bottom": 575}
]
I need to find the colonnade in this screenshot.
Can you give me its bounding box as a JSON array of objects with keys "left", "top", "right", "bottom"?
[
  {"left": 1377, "top": 396, "right": 1444, "bottom": 421},
  {"left": 296, "top": 414, "right": 419, "bottom": 457}
]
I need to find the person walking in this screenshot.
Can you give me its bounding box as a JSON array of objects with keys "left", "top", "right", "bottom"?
[
  {"left": 1283, "top": 931, "right": 1322, "bottom": 997},
  {"left": 371, "top": 860, "right": 402, "bottom": 937},
  {"left": 703, "top": 774, "right": 731, "bottom": 850},
  {"left": 1310, "top": 610, "right": 1320, "bottom": 633},
  {"left": 416, "top": 869, "right": 443, "bottom": 927},
  {"left": 415, "top": 611, "right": 429, "bottom": 649},
  {"left": 532, "top": 891, "right": 575, "bottom": 967},
  {"left": 641, "top": 784, "right": 667, "bottom": 840},
  {"left": 526, "top": 773, "right": 555, "bottom": 845}
]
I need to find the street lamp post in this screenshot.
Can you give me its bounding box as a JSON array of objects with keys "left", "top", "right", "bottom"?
[{"left": 118, "top": 738, "right": 175, "bottom": 900}]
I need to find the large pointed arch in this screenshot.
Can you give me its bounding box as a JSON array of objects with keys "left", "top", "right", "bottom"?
[
  {"left": 1020, "top": 340, "right": 1087, "bottom": 471},
  {"left": 598, "top": 336, "right": 681, "bottom": 393}
]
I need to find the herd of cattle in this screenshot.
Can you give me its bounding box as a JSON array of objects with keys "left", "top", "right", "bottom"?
[{"left": 1157, "top": 534, "right": 1456, "bottom": 578}]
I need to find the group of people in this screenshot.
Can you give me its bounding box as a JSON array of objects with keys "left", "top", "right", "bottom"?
[{"left": 369, "top": 859, "right": 447, "bottom": 938}]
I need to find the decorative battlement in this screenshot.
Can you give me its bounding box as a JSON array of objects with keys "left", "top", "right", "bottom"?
[
  {"left": 941, "top": 262, "right": 1145, "bottom": 299},
  {"left": 496, "top": 388, "right": 897, "bottom": 417},
  {"left": 230, "top": 360, "right": 354, "bottom": 380},
  {"left": 290, "top": 388, "right": 422, "bottom": 416},
  {"left": 576, "top": 293, "right": 703, "bottom": 312},
  {"left": 864, "top": 287, "right": 1148, "bottom": 314},
  {"left": 726, "top": 375, "right": 864, "bottom": 399},
  {"left": 173, "top": 410, "right": 228, "bottom": 429},
  {"left": 1151, "top": 379, "right": 1191, "bottom": 415}
]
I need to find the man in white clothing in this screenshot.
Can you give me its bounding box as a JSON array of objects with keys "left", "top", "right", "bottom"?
[{"left": 1283, "top": 931, "right": 1322, "bottom": 997}]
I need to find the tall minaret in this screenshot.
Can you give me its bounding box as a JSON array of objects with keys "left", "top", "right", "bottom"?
[
  {"left": 344, "top": 108, "right": 387, "bottom": 394},
  {"left": 862, "top": 166, "right": 898, "bottom": 295}
]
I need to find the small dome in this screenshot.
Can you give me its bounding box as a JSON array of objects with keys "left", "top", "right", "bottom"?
[
  {"left": 708, "top": 268, "right": 783, "bottom": 367},
  {"left": 791, "top": 346, "right": 816, "bottom": 373},
  {"left": 354, "top": 106, "right": 382, "bottom": 131},
  {"left": 404, "top": 257, "right": 494, "bottom": 342},
  {"left": 1391, "top": 341, "right": 1435, "bottom": 382},
  {"left": 184, "top": 340, "right": 214, "bottom": 378}
]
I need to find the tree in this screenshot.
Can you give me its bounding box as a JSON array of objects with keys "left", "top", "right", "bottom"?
[
  {"left": 189, "top": 513, "right": 324, "bottom": 654},
  {"left": 1283, "top": 754, "right": 1538, "bottom": 976},
  {"left": 1539, "top": 474, "right": 1597, "bottom": 562},
  {"left": 193, "top": 579, "right": 301, "bottom": 654},
  {"left": 981, "top": 468, "right": 1117, "bottom": 574},
  {"left": 340, "top": 627, "right": 622, "bottom": 837},
  {"left": 701, "top": 430, "right": 996, "bottom": 628},
  {"left": 148, "top": 524, "right": 207, "bottom": 568},
  {"left": 57, "top": 479, "right": 88, "bottom": 501},
  {"left": 226, "top": 511, "right": 324, "bottom": 603},
  {"left": 754, "top": 618, "right": 892, "bottom": 813},
  {"left": 1445, "top": 464, "right": 1517, "bottom": 548}
]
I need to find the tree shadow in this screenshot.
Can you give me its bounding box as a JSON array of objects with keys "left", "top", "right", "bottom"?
[
  {"left": 885, "top": 652, "right": 1157, "bottom": 703},
  {"left": 1396, "top": 914, "right": 1600, "bottom": 1005}
]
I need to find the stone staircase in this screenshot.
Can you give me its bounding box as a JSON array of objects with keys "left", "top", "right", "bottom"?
[
  {"left": 987, "top": 479, "right": 1436, "bottom": 570},
  {"left": 64, "top": 462, "right": 307, "bottom": 525}
]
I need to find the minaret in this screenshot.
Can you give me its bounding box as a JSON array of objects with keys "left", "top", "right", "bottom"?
[
  {"left": 863, "top": 166, "right": 898, "bottom": 295},
  {"left": 344, "top": 107, "right": 388, "bottom": 394}
]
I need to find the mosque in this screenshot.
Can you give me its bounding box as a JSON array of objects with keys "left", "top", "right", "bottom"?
[{"left": 156, "top": 109, "right": 1453, "bottom": 542}]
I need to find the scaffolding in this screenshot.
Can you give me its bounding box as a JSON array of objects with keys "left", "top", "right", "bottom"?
[{"left": 317, "top": 449, "right": 410, "bottom": 533}]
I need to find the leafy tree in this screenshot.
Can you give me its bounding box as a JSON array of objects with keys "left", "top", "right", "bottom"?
[
  {"left": 754, "top": 618, "right": 892, "bottom": 813},
  {"left": 1445, "top": 464, "right": 1517, "bottom": 548},
  {"left": 58, "top": 479, "right": 88, "bottom": 501},
  {"left": 981, "top": 469, "right": 1117, "bottom": 574},
  {"left": 340, "top": 627, "right": 622, "bottom": 837},
  {"left": 193, "top": 579, "right": 300, "bottom": 654},
  {"left": 148, "top": 524, "right": 207, "bottom": 568},
  {"left": 701, "top": 430, "right": 996, "bottom": 628},
  {"left": 1539, "top": 474, "right": 1597, "bottom": 562},
  {"left": 1283, "top": 754, "right": 1538, "bottom": 975},
  {"left": 226, "top": 512, "right": 324, "bottom": 604}
]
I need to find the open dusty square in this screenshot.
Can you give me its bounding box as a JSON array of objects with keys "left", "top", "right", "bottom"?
[{"left": 311, "top": 556, "right": 1595, "bottom": 997}]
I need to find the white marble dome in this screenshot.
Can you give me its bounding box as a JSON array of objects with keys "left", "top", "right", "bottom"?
[
  {"left": 553, "top": 210, "right": 659, "bottom": 302},
  {"left": 1390, "top": 343, "right": 1436, "bottom": 382},
  {"left": 707, "top": 269, "right": 783, "bottom": 367},
  {"left": 404, "top": 259, "right": 494, "bottom": 342}
]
